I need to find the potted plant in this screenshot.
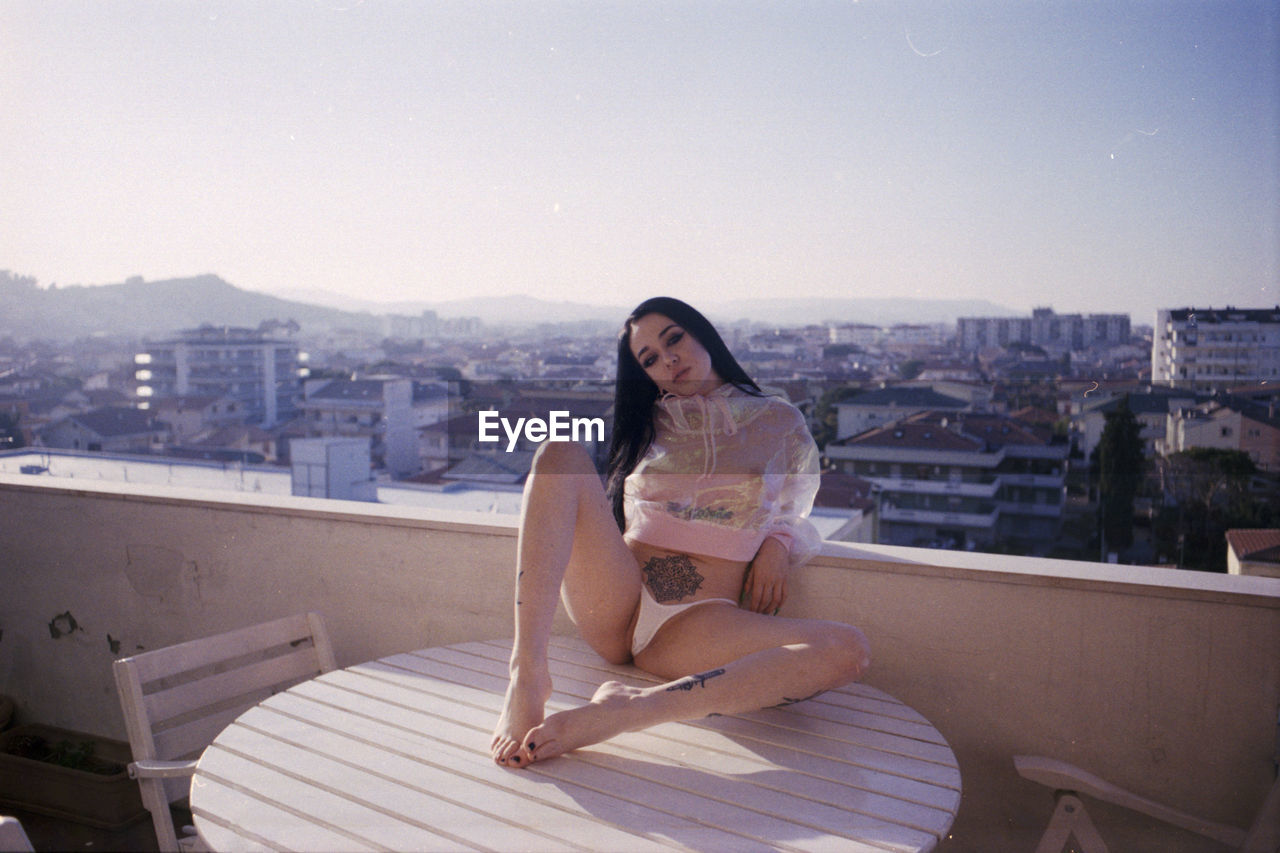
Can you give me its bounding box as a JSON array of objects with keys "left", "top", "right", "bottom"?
[{"left": 0, "top": 724, "right": 147, "bottom": 829}]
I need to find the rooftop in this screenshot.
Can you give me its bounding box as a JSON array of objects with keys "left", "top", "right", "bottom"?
[
  {"left": 305, "top": 379, "right": 397, "bottom": 401},
  {"left": 0, "top": 448, "right": 529, "bottom": 517},
  {"left": 1164, "top": 307, "right": 1280, "bottom": 324},
  {"left": 836, "top": 419, "right": 985, "bottom": 452},
  {"left": 1228, "top": 529, "right": 1280, "bottom": 564},
  {"left": 63, "top": 406, "right": 161, "bottom": 438},
  {"left": 838, "top": 387, "right": 969, "bottom": 409}
]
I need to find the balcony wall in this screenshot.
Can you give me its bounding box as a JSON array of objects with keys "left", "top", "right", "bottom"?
[{"left": 1, "top": 473, "right": 1278, "bottom": 852}]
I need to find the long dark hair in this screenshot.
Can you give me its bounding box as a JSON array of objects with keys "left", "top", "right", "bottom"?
[{"left": 604, "top": 296, "right": 761, "bottom": 530}]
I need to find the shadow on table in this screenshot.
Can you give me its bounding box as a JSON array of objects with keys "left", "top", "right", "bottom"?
[{"left": 519, "top": 747, "right": 931, "bottom": 853}]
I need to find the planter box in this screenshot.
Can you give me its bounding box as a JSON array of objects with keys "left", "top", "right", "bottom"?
[{"left": 0, "top": 724, "right": 147, "bottom": 830}]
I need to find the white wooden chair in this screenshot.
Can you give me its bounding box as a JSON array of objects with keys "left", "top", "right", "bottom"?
[
  {"left": 0, "top": 817, "right": 33, "bottom": 853},
  {"left": 113, "top": 613, "right": 337, "bottom": 852},
  {"left": 1015, "top": 755, "right": 1280, "bottom": 853}
]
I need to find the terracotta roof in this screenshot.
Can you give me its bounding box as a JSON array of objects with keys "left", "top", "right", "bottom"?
[
  {"left": 917, "top": 411, "right": 1052, "bottom": 447},
  {"left": 815, "top": 472, "right": 876, "bottom": 511},
  {"left": 837, "top": 418, "right": 985, "bottom": 452},
  {"left": 1009, "top": 406, "right": 1059, "bottom": 426},
  {"left": 1226, "top": 529, "right": 1280, "bottom": 564}
]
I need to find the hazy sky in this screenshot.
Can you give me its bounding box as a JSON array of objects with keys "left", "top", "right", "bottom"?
[{"left": 3, "top": 0, "right": 1277, "bottom": 322}]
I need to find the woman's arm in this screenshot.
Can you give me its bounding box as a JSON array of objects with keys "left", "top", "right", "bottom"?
[
  {"left": 741, "top": 535, "right": 790, "bottom": 613},
  {"left": 761, "top": 413, "right": 823, "bottom": 567},
  {"left": 743, "top": 407, "right": 823, "bottom": 613}
]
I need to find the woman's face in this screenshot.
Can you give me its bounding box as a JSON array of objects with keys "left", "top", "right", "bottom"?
[{"left": 628, "top": 312, "right": 720, "bottom": 396}]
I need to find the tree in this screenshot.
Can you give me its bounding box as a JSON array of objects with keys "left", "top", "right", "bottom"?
[
  {"left": 811, "top": 385, "right": 862, "bottom": 450},
  {"left": 1153, "top": 448, "right": 1277, "bottom": 571},
  {"left": 0, "top": 270, "right": 39, "bottom": 293},
  {"left": 1096, "top": 395, "right": 1144, "bottom": 554}
]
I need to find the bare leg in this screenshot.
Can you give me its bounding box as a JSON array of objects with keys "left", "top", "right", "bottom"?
[
  {"left": 491, "top": 441, "right": 641, "bottom": 767},
  {"left": 521, "top": 604, "right": 870, "bottom": 763}
]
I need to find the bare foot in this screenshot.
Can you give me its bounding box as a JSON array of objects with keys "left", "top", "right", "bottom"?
[
  {"left": 491, "top": 665, "right": 552, "bottom": 767},
  {"left": 521, "top": 680, "right": 648, "bottom": 764}
]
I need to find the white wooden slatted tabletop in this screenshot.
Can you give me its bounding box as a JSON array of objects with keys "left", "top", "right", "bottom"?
[{"left": 191, "top": 636, "right": 960, "bottom": 852}]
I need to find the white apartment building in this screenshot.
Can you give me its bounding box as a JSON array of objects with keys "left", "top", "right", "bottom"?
[
  {"left": 882, "top": 323, "right": 949, "bottom": 348},
  {"left": 136, "top": 326, "right": 301, "bottom": 425},
  {"left": 299, "top": 378, "right": 418, "bottom": 478},
  {"left": 957, "top": 307, "right": 1130, "bottom": 353},
  {"left": 829, "top": 323, "right": 882, "bottom": 348},
  {"left": 1152, "top": 307, "right": 1280, "bottom": 390}
]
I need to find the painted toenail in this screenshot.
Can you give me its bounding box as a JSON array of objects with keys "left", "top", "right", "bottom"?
[{"left": 527, "top": 741, "right": 536, "bottom": 750}]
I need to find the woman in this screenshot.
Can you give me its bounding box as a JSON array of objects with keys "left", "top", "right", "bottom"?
[{"left": 491, "top": 296, "right": 870, "bottom": 767}]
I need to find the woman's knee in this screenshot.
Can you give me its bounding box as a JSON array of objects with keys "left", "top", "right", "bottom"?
[
  {"left": 817, "top": 622, "right": 871, "bottom": 684},
  {"left": 531, "top": 439, "right": 595, "bottom": 475}
]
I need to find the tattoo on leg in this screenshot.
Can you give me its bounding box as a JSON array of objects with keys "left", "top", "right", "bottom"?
[
  {"left": 642, "top": 554, "right": 705, "bottom": 603},
  {"left": 665, "top": 668, "right": 726, "bottom": 692},
  {"left": 775, "top": 690, "right": 824, "bottom": 707}
]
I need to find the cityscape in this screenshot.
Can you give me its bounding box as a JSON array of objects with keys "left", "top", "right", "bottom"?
[{"left": 3, "top": 271, "right": 1277, "bottom": 575}]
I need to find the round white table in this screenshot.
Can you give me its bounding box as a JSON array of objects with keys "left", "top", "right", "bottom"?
[{"left": 191, "top": 635, "right": 961, "bottom": 852}]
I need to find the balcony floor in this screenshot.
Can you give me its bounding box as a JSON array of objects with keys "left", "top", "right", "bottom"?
[{"left": 4, "top": 806, "right": 160, "bottom": 852}]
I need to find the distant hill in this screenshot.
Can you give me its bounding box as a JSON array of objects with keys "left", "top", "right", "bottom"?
[
  {"left": 1, "top": 270, "right": 1020, "bottom": 341},
  {"left": 0, "top": 273, "right": 381, "bottom": 341},
  {"left": 275, "top": 288, "right": 629, "bottom": 326},
  {"left": 273, "top": 288, "right": 1017, "bottom": 328}
]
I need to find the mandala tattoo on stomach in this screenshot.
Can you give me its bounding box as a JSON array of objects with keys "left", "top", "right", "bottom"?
[{"left": 642, "top": 554, "right": 705, "bottom": 603}]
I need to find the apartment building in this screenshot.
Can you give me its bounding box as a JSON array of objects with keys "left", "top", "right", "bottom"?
[
  {"left": 1073, "top": 389, "right": 1202, "bottom": 461},
  {"left": 834, "top": 386, "right": 971, "bottom": 442},
  {"left": 828, "top": 323, "right": 882, "bottom": 348},
  {"left": 826, "top": 410, "right": 1068, "bottom": 553},
  {"left": 136, "top": 326, "right": 301, "bottom": 425},
  {"left": 1151, "top": 307, "right": 1280, "bottom": 390},
  {"left": 958, "top": 307, "right": 1130, "bottom": 353},
  {"left": 882, "top": 323, "right": 949, "bottom": 349},
  {"left": 1164, "top": 398, "right": 1280, "bottom": 474},
  {"left": 299, "top": 378, "right": 418, "bottom": 477},
  {"left": 146, "top": 394, "right": 246, "bottom": 445}
]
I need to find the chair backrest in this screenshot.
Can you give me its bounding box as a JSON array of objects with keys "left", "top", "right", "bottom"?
[
  {"left": 113, "top": 612, "right": 336, "bottom": 800},
  {"left": 0, "top": 816, "right": 34, "bottom": 853}
]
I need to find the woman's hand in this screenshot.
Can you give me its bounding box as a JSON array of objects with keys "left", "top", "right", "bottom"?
[{"left": 742, "top": 537, "right": 790, "bottom": 614}]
